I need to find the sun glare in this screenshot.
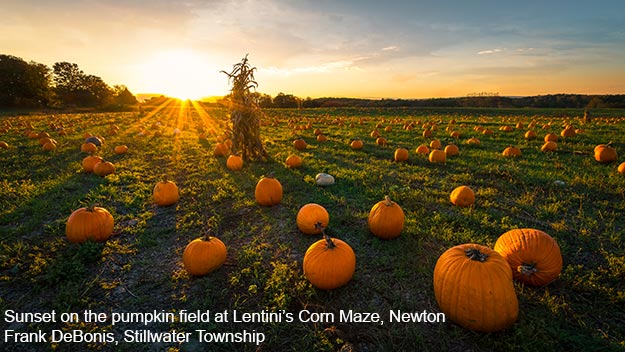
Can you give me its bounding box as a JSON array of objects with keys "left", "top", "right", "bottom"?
[{"left": 138, "top": 49, "right": 223, "bottom": 100}]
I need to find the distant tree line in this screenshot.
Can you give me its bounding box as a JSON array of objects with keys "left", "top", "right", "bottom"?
[
  {"left": 214, "top": 92, "right": 625, "bottom": 109},
  {"left": 0, "top": 54, "right": 137, "bottom": 109},
  {"left": 252, "top": 94, "right": 625, "bottom": 109}
]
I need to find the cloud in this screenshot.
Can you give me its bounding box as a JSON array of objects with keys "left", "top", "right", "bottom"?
[
  {"left": 477, "top": 48, "right": 505, "bottom": 55},
  {"left": 382, "top": 46, "right": 399, "bottom": 51},
  {"left": 262, "top": 57, "right": 366, "bottom": 76}
]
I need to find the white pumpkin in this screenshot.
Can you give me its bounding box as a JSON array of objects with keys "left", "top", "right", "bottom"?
[{"left": 315, "top": 173, "right": 335, "bottom": 186}]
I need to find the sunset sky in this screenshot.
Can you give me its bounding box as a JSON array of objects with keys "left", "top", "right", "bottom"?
[{"left": 2, "top": 0, "right": 625, "bottom": 100}]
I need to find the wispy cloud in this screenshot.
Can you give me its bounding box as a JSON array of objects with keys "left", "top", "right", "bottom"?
[
  {"left": 382, "top": 46, "right": 399, "bottom": 51},
  {"left": 477, "top": 48, "right": 505, "bottom": 55},
  {"left": 263, "top": 57, "right": 365, "bottom": 76}
]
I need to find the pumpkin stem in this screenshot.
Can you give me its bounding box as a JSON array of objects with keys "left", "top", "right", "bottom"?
[
  {"left": 384, "top": 195, "right": 393, "bottom": 206},
  {"left": 465, "top": 247, "right": 488, "bottom": 262},
  {"left": 319, "top": 228, "right": 336, "bottom": 249},
  {"left": 201, "top": 229, "right": 215, "bottom": 241},
  {"left": 314, "top": 222, "right": 326, "bottom": 232},
  {"left": 203, "top": 217, "right": 221, "bottom": 241},
  {"left": 518, "top": 263, "right": 538, "bottom": 276},
  {"left": 86, "top": 204, "right": 97, "bottom": 212}
]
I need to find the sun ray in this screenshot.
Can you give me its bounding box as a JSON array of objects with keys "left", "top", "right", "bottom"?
[
  {"left": 125, "top": 97, "right": 178, "bottom": 134},
  {"left": 191, "top": 100, "right": 225, "bottom": 141}
]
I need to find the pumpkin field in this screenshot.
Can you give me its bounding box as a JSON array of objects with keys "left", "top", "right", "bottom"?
[{"left": 1, "top": 100, "right": 625, "bottom": 351}]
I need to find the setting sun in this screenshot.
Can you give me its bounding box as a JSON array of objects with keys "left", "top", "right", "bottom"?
[{"left": 135, "top": 49, "right": 225, "bottom": 100}]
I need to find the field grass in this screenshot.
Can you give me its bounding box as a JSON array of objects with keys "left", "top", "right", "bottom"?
[{"left": 1, "top": 100, "right": 624, "bottom": 351}]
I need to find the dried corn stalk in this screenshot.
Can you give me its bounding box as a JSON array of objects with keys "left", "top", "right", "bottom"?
[{"left": 221, "top": 55, "right": 268, "bottom": 161}]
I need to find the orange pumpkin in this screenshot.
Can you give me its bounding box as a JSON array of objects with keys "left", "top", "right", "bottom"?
[
  {"left": 42, "top": 140, "right": 57, "bottom": 151},
  {"left": 594, "top": 144, "right": 617, "bottom": 163},
  {"left": 368, "top": 196, "right": 404, "bottom": 239},
  {"left": 524, "top": 130, "right": 537, "bottom": 140},
  {"left": 303, "top": 234, "right": 356, "bottom": 290},
  {"left": 296, "top": 203, "right": 330, "bottom": 235},
  {"left": 541, "top": 141, "right": 557, "bottom": 152},
  {"left": 213, "top": 142, "right": 229, "bottom": 157},
  {"left": 429, "top": 139, "right": 442, "bottom": 150},
  {"left": 618, "top": 162, "right": 625, "bottom": 174},
  {"left": 293, "top": 138, "right": 307, "bottom": 150},
  {"left": 502, "top": 146, "right": 521, "bottom": 157},
  {"left": 415, "top": 145, "right": 430, "bottom": 154},
  {"left": 350, "top": 139, "right": 364, "bottom": 150},
  {"left": 349, "top": 139, "right": 364, "bottom": 150},
  {"left": 66, "top": 206, "right": 114, "bottom": 243},
  {"left": 285, "top": 154, "right": 303, "bottom": 168},
  {"left": 544, "top": 133, "right": 558, "bottom": 143},
  {"left": 226, "top": 154, "right": 244, "bottom": 171},
  {"left": 153, "top": 178, "right": 180, "bottom": 206},
  {"left": 114, "top": 145, "right": 129, "bottom": 154},
  {"left": 254, "top": 174, "right": 283, "bottom": 206},
  {"left": 316, "top": 134, "right": 327, "bottom": 143},
  {"left": 444, "top": 144, "right": 459, "bottom": 156},
  {"left": 39, "top": 137, "right": 52, "bottom": 146},
  {"left": 375, "top": 137, "right": 387, "bottom": 146},
  {"left": 93, "top": 161, "right": 115, "bottom": 177},
  {"left": 450, "top": 186, "right": 475, "bottom": 207},
  {"left": 82, "top": 155, "right": 104, "bottom": 173},
  {"left": 433, "top": 243, "right": 518, "bottom": 332},
  {"left": 182, "top": 235, "right": 227, "bottom": 276},
  {"left": 494, "top": 228, "right": 562, "bottom": 286},
  {"left": 81, "top": 142, "right": 98, "bottom": 153},
  {"left": 465, "top": 137, "right": 481, "bottom": 145},
  {"left": 428, "top": 149, "right": 446, "bottom": 163},
  {"left": 394, "top": 148, "right": 409, "bottom": 162},
  {"left": 560, "top": 127, "right": 576, "bottom": 138}
]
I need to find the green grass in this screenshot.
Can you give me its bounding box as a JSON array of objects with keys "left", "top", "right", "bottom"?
[{"left": 1, "top": 103, "right": 624, "bottom": 351}]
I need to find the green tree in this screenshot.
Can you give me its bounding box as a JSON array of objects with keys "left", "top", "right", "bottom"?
[
  {"left": 53, "top": 62, "right": 113, "bottom": 107},
  {"left": 0, "top": 54, "right": 51, "bottom": 107},
  {"left": 82, "top": 74, "right": 112, "bottom": 106},
  {"left": 52, "top": 61, "right": 85, "bottom": 106},
  {"left": 586, "top": 96, "right": 604, "bottom": 109},
  {"left": 257, "top": 93, "right": 273, "bottom": 108},
  {"left": 273, "top": 92, "right": 298, "bottom": 108},
  {"left": 112, "top": 85, "right": 138, "bottom": 105}
]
